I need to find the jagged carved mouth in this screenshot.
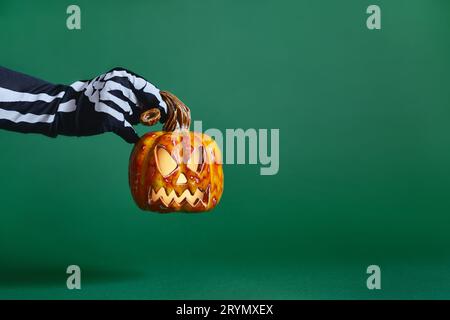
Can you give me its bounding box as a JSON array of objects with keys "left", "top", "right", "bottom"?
[{"left": 149, "top": 186, "right": 210, "bottom": 208}]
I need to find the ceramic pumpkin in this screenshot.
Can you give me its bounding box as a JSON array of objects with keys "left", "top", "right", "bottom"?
[{"left": 128, "top": 91, "right": 224, "bottom": 213}]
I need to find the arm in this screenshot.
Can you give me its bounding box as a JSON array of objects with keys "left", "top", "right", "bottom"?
[{"left": 0, "top": 66, "right": 167, "bottom": 143}]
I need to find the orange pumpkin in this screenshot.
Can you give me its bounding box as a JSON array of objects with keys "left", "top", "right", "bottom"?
[
  {"left": 129, "top": 130, "right": 224, "bottom": 213},
  {"left": 129, "top": 91, "right": 223, "bottom": 213}
]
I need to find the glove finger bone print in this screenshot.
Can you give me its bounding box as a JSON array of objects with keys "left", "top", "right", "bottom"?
[
  {"left": 102, "top": 68, "right": 167, "bottom": 118},
  {"left": 70, "top": 68, "right": 168, "bottom": 142},
  {"left": 80, "top": 68, "right": 167, "bottom": 125},
  {"left": 0, "top": 66, "right": 168, "bottom": 143},
  {"left": 140, "top": 90, "right": 191, "bottom": 132}
]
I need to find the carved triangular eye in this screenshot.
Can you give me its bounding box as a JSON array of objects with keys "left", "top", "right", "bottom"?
[
  {"left": 187, "top": 147, "right": 204, "bottom": 172},
  {"left": 156, "top": 147, "right": 178, "bottom": 176}
]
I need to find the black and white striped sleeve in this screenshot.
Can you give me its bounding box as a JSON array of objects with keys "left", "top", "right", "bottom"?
[{"left": 0, "top": 66, "right": 168, "bottom": 143}]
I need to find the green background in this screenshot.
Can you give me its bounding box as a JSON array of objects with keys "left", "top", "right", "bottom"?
[{"left": 1, "top": 0, "right": 450, "bottom": 299}]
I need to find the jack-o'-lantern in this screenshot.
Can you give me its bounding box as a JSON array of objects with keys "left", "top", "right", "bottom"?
[{"left": 129, "top": 91, "right": 223, "bottom": 213}]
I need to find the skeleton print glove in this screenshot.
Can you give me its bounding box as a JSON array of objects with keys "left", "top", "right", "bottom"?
[{"left": 0, "top": 66, "right": 167, "bottom": 143}]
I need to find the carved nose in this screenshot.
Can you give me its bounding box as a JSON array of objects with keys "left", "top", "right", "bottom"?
[{"left": 176, "top": 173, "right": 187, "bottom": 185}]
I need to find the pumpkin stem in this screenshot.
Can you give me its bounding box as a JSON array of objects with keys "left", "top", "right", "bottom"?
[
  {"left": 139, "top": 108, "right": 161, "bottom": 126},
  {"left": 139, "top": 90, "right": 191, "bottom": 132}
]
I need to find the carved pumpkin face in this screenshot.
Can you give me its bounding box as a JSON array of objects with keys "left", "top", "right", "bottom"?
[{"left": 129, "top": 130, "right": 224, "bottom": 213}]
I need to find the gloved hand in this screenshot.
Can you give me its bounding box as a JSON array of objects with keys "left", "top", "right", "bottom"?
[{"left": 0, "top": 66, "right": 168, "bottom": 143}]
